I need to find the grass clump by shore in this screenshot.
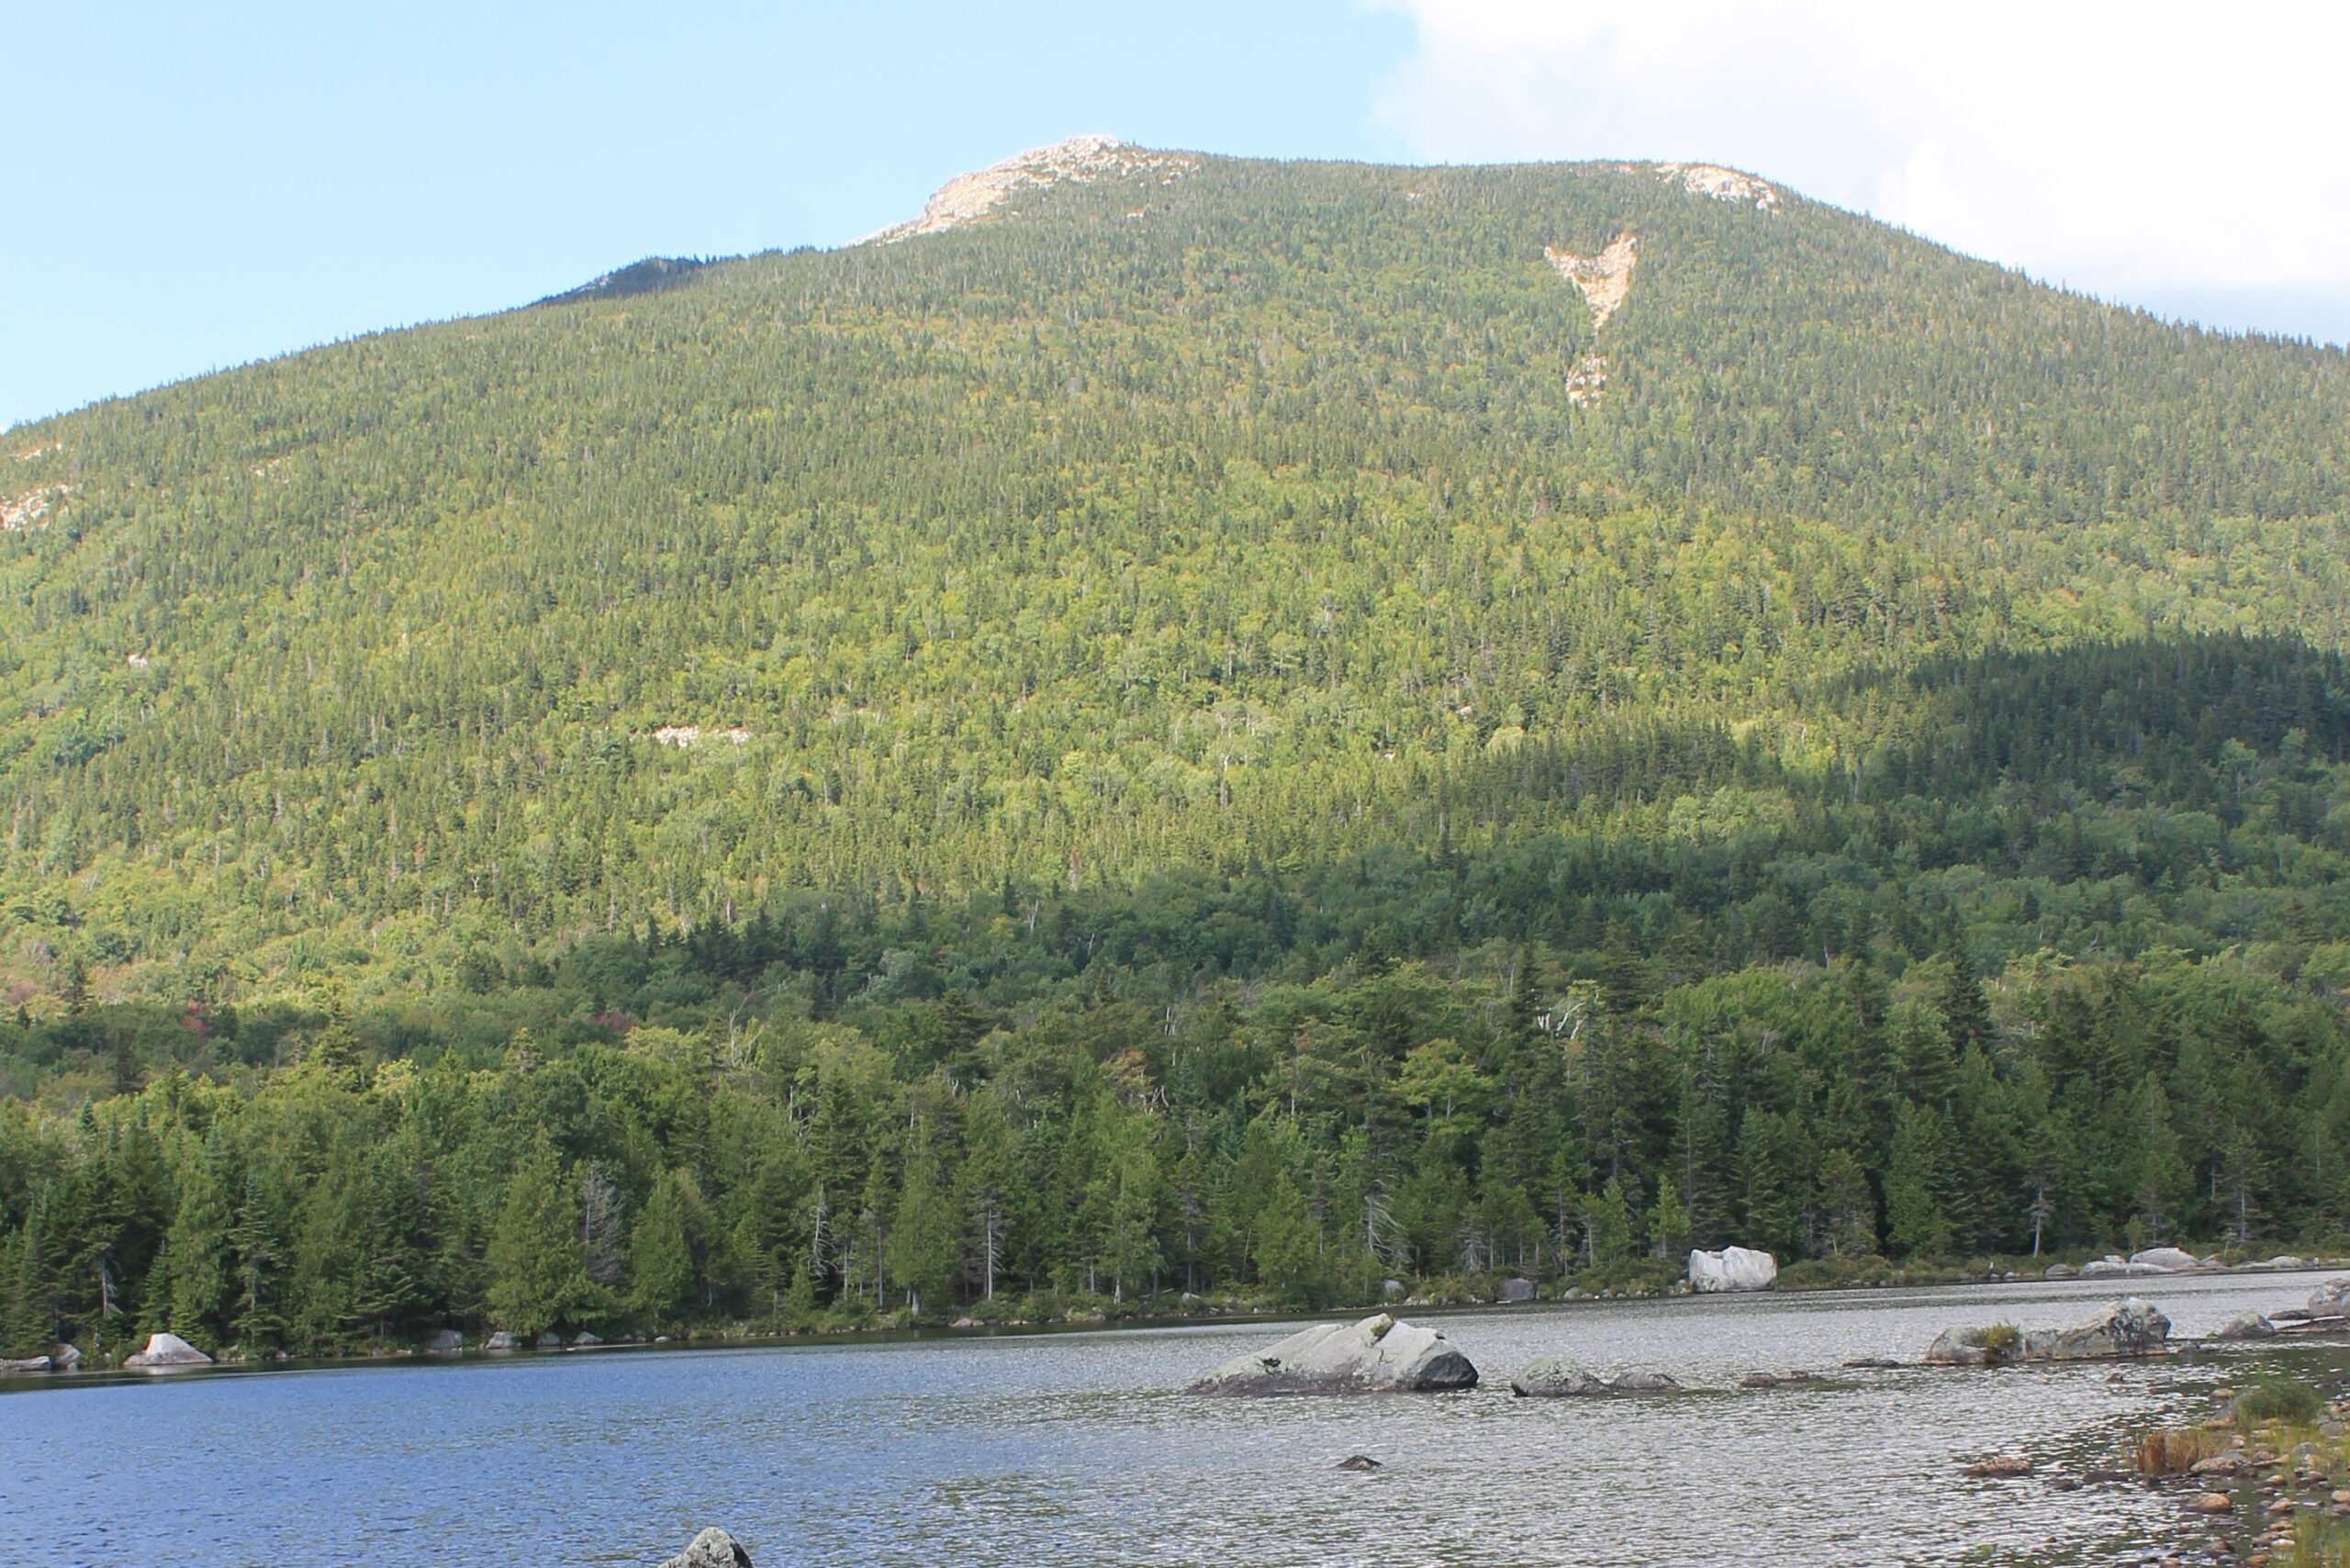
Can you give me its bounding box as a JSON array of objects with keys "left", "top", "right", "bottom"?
[{"left": 2235, "top": 1377, "right": 2327, "bottom": 1427}]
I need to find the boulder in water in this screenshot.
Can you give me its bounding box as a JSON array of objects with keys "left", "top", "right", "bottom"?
[
  {"left": 2215, "top": 1312, "right": 2277, "bottom": 1341},
  {"left": 1186, "top": 1314, "right": 1477, "bottom": 1395},
  {"left": 2309, "top": 1278, "right": 2350, "bottom": 1318},
  {"left": 1686, "top": 1247, "right": 1776, "bottom": 1292},
  {"left": 50, "top": 1342, "right": 81, "bottom": 1371},
  {"left": 124, "top": 1331, "right": 212, "bottom": 1370},
  {"left": 1509, "top": 1357, "right": 1683, "bottom": 1396},
  {"left": 428, "top": 1328, "right": 464, "bottom": 1352},
  {"left": 534, "top": 1330, "right": 563, "bottom": 1349},
  {"left": 658, "top": 1528, "right": 753, "bottom": 1568},
  {"left": 484, "top": 1331, "right": 518, "bottom": 1350},
  {"left": 1336, "top": 1454, "right": 1383, "bottom": 1472},
  {"left": 574, "top": 1331, "right": 603, "bottom": 1348},
  {"left": 1925, "top": 1298, "right": 2170, "bottom": 1365},
  {"left": 3, "top": 1355, "right": 51, "bottom": 1373},
  {"left": 2130, "top": 1247, "right": 2199, "bottom": 1272}
]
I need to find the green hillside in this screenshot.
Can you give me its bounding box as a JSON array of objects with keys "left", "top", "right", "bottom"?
[{"left": 4, "top": 144, "right": 2350, "bottom": 1356}]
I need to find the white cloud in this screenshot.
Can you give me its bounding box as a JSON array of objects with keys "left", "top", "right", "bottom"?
[{"left": 1369, "top": 0, "right": 2350, "bottom": 339}]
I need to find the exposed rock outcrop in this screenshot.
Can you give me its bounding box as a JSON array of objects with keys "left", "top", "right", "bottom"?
[
  {"left": 1510, "top": 1358, "right": 1683, "bottom": 1397},
  {"left": 1687, "top": 1247, "right": 1777, "bottom": 1292},
  {"left": 865, "top": 136, "right": 1200, "bottom": 244},
  {"left": 1545, "top": 235, "right": 1637, "bottom": 331},
  {"left": 1186, "top": 1314, "right": 1477, "bottom": 1395},
  {"left": 124, "top": 1331, "right": 212, "bottom": 1370},
  {"left": 658, "top": 1528, "right": 753, "bottom": 1568}
]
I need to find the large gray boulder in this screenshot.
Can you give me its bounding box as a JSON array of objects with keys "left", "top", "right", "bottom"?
[
  {"left": 1510, "top": 1357, "right": 1683, "bottom": 1396},
  {"left": 3, "top": 1355, "right": 51, "bottom": 1373},
  {"left": 50, "top": 1342, "right": 80, "bottom": 1370},
  {"left": 658, "top": 1528, "right": 753, "bottom": 1568},
  {"left": 1687, "top": 1247, "right": 1777, "bottom": 1292},
  {"left": 1186, "top": 1314, "right": 1478, "bottom": 1395},
  {"left": 2215, "top": 1312, "right": 2277, "bottom": 1341},
  {"left": 2130, "top": 1247, "right": 2200, "bottom": 1272},
  {"left": 1497, "top": 1278, "right": 1536, "bottom": 1304},
  {"left": 428, "top": 1328, "right": 464, "bottom": 1352},
  {"left": 2310, "top": 1278, "right": 2350, "bottom": 1318},
  {"left": 124, "top": 1331, "right": 212, "bottom": 1370},
  {"left": 1924, "top": 1298, "right": 2170, "bottom": 1366},
  {"left": 484, "top": 1331, "right": 518, "bottom": 1350}
]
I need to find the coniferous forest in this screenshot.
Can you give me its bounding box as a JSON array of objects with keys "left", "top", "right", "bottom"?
[{"left": 6, "top": 149, "right": 2350, "bottom": 1357}]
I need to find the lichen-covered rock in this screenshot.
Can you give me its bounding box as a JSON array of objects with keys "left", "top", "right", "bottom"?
[
  {"left": 124, "top": 1331, "right": 212, "bottom": 1370},
  {"left": 1510, "top": 1358, "right": 1683, "bottom": 1396},
  {"left": 1186, "top": 1314, "right": 1477, "bottom": 1394},
  {"left": 658, "top": 1528, "right": 753, "bottom": 1568},
  {"left": 1686, "top": 1247, "right": 1777, "bottom": 1292}
]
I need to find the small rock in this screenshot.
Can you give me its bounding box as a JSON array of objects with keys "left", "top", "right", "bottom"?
[
  {"left": 1739, "top": 1371, "right": 1826, "bottom": 1389},
  {"left": 2189, "top": 1493, "right": 2235, "bottom": 1514},
  {"left": 1842, "top": 1356, "right": 1902, "bottom": 1370},
  {"left": 657, "top": 1528, "right": 753, "bottom": 1568},
  {"left": 1962, "top": 1456, "right": 2033, "bottom": 1478},
  {"left": 1336, "top": 1454, "right": 1382, "bottom": 1472},
  {"left": 1511, "top": 1359, "right": 1682, "bottom": 1397}
]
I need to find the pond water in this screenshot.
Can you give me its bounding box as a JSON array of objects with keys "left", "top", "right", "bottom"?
[{"left": 4, "top": 1271, "right": 2344, "bottom": 1566}]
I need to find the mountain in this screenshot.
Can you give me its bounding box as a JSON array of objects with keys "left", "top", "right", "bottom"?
[
  {"left": 6, "top": 138, "right": 2344, "bottom": 1001},
  {"left": 3, "top": 142, "right": 2349, "bottom": 1354}
]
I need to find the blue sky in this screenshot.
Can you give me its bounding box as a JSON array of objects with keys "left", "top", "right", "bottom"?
[
  {"left": 1, "top": 2, "right": 1412, "bottom": 430},
  {"left": 7, "top": 2, "right": 2345, "bottom": 431}
]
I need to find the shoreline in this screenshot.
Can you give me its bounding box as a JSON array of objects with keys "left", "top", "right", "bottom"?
[{"left": 11, "top": 1260, "right": 2348, "bottom": 1393}]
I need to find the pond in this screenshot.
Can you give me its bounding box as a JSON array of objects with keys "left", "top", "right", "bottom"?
[{"left": 3, "top": 1270, "right": 2338, "bottom": 1565}]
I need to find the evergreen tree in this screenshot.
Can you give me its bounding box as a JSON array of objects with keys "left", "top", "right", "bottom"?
[{"left": 487, "top": 1133, "right": 587, "bottom": 1338}]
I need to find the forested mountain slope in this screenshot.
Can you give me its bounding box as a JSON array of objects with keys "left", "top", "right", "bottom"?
[
  {"left": 6, "top": 144, "right": 2346, "bottom": 998},
  {"left": 5, "top": 144, "right": 2350, "bottom": 1355}
]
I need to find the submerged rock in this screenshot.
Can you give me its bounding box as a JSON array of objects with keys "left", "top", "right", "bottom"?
[
  {"left": 1336, "top": 1454, "right": 1383, "bottom": 1472},
  {"left": 1186, "top": 1314, "right": 1478, "bottom": 1395},
  {"left": 124, "top": 1331, "right": 212, "bottom": 1370},
  {"left": 1686, "top": 1247, "right": 1776, "bottom": 1292},
  {"left": 1738, "top": 1370, "right": 1826, "bottom": 1389},
  {"left": 1510, "top": 1358, "right": 1683, "bottom": 1397},
  {"left": 658, "top": 1528, "right": 753, "bottom": 1568},
  {"left": 2215, "top": 1312, "right": 2277, "bottom": 1341},
  {"left": 1925, "top": 1298, "right": 2170, "bottom": 1366}
]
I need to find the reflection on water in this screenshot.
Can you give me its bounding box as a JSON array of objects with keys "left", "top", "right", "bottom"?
[{"left": 2, "top": 1271, "right": 2342, "bottom": 1566}]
